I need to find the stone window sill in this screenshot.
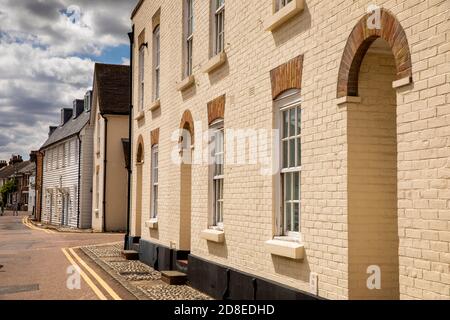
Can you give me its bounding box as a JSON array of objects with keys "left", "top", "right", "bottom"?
[
  {"left": 149, "top": 99, "right": 161, "bottom": 112},
  {"left": 135, "top": 110, "right": 145, "bottom": 121},
  {"left": 264, "top": 0, "right": 305, "bottom": 32},
  {"left": 265, "top": 238, "right": 304, "bottom": 260},
  {"left": 200, "top": 229, "right": 225, "bottom": 243},
  {"left": 176, "top": 75, "right": 195, "bottom": 91},
  {"left": 336, "top": 96, "right": 361, "bottom": 106},
  {"left": 145, "top": 218, "right": 158, "bottom": 230},
  {"left": 393, "top": 76, "right": 412, "bottom": 89},
  {"left": 202, "top": 52, "right": 227, "bottom": 74}
]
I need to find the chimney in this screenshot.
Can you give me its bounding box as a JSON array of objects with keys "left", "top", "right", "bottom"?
[
  {"left": 0, "top": 160, "right": 7, "bottom": 169},
  {"left": 49, "top": 126, "right": 57, "bottom": 137},
  {"left": 9, "top": 155, "right": 23, "bottom": 165},
  {"left": 30, "top": 151, "right": 38, "bottom": 163},
  {"left": 61, "top": 108, "right": 73, "bottom": 125},
  {"left": 73, "top": 99, "right": 84, "bottom": 119},
  {"left": 84, "top": 90, "right": 92, "bottom": 112}
]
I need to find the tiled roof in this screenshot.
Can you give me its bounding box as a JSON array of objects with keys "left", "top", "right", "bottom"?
[
  {"left": 40, "top": 111, "right": 90, "bottom": 150},
  {"left": 0, "top": 161, "right": 32, "bottom": 179},
  {"left": 94, "top": 63, "right": 130, "bottom": 115},
  {"left": 17, "top": 161, "right": 35, "bottom": 175}
]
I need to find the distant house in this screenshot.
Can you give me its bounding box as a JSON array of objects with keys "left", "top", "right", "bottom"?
[
  {"left": 90, "top": 63, "right": 130, "bottom": 232},
  {"left": 39, "top": 96, "right": 93, "bottom": 229},
  {"left": 30, "top": 150, "right": 43, "bottom": 221},
  {"left": 0, "top": 155, "right": 35, "bottom": 211}
]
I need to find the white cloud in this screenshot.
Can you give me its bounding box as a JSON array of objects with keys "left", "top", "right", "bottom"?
[{"left": 0, "top": 0, "right": 138, "bottom": 161}]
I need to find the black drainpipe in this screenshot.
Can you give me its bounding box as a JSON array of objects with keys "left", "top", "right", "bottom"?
[
  {"left": 76, "top": 134, "right": 82, "bottom": 229},
  {"left": 101, "top": 115, "right": 108, "bottom": 232},
  {"left": 125, "top": 25, "right": 134, "bottom": 250}
]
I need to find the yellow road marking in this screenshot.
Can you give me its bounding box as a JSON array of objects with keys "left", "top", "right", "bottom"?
[
  {"left": 61, "top": 248, "right": 107, "bottom": 300},
  {"left": 22, "top": 217, "right": 55, "bottom": 234},
  {"left": 68, "top": 248, "right": 122, "bottom": 300}
]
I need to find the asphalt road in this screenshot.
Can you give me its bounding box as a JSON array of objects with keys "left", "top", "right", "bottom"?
[{"left": 0, "top": 212, "right": 134, "bottom": 300}]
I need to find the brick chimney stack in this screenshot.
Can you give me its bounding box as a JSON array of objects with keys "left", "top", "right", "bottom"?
[
  {"left": 0, "top": 160, "right": 7, "bottom": 169},
  {"left": 8, "top": 155, "right": 23, "bottom": 165}
]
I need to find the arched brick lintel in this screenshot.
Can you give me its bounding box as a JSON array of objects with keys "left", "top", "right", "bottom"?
[
  {"left": 179, "top": 110, "right": 195, "bottom": 145},
  {"left": 207, "top": 95, "right": 226, "bottom": 125},
  {"left": 270, "top": 55, "right": 304, "bottom": 100},
  {"left": 150, "top": 128, "right": 159, "bottom": 147},
  {"left": 337, "top": 9, "right": 412, "bottom": 98}
]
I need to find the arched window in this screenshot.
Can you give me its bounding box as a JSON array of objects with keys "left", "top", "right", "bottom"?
[{"left": 275, "top": 89, "right": 301, "bottom": 237}]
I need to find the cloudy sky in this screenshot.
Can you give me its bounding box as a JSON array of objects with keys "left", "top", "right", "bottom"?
[{"left": 0, "top": 0, "right": 138, "bottom": 161}]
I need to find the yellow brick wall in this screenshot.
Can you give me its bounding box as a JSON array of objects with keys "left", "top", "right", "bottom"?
[
  {"left": 348, "top": 48, "right": 399, "bottom": 299},
  {"left": 130, "top": 0, "right": 450, "bottom": 300}
]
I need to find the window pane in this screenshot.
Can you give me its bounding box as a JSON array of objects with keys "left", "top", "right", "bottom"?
[
  {"left": 283, "top": 111, "right": 289, "bottom": 138},
  {"left": 284, "top": 173, "right": 291, "bottom": 201},
  {"left": 294, "top": 172, "right": 300, "bottom": 200},
  {"left": 293, "top": 203, "right": 299, "bottom": 232},
  {"left": 297, "top": 107, "right": 301, "bottom": 135},
  {"left": 289, "top": 139, "right": 295, "bottom": 167},
  {"left": 297, "top": 138, "right": 301, "bottom": 167},
  {"left": 282, "top": 141, "right": 288, "bottom": 169},
  {"left": 284, "top": 203, "right": 292, "bottom": 232},
  {"left": 290, "top": 108, "right": 295, "bottom": 137}
]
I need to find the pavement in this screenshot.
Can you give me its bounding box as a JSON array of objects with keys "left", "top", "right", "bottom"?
[
  {"left": 81, "top": 243, "right": 212, "bottom": 300},
  {"left": 0, "top": 212, "right": 134, "bottom": 300}
]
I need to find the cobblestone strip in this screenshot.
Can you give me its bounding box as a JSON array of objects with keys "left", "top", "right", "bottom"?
[
  {"left": 80, "top": 243, "right": 213, "bottom": 300},
  {"left": 80, "top": 245, "right": 149, "bottom": 300}
]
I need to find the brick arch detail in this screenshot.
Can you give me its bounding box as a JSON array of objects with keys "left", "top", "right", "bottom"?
[
  {"left": 337, "top": 8, "right": 412, "bottom": 98},
  {"left": 151, "top": 128, "right": 159, "bottom": 147},
  {"left": 179, "top": 110, "right": 195, "bottom": 145},
  {"left": 136, "top": 135, "right": 144, "bottom": 163},
  {"left": 207, "top": 95, "right": 226, "bottom": 125},
  {"left": 270, "top": 55, "right": 304, "bottom": 100}
]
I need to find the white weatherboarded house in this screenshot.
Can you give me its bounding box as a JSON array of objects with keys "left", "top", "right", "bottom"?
[{"left": 40, "top": 97, "right": 93, "bottom": 229}]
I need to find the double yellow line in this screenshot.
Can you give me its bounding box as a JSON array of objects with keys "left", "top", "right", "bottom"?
[
  {"left": 61, "top": 247, "right": 122, "bottom": 300},
  {"left": 22, "top": 217, "right": 56, "bottom": 234}
]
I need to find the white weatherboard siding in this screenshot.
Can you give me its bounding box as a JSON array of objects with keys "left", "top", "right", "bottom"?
[
  {"left": 41, "top": 137, "right": 80, "bottom": 228},
  {"left": 41, "top": 128, "right": 93, "bottom": 229},
  {"left": 79, "top": 125, "right": 94, "bottom": 229}
]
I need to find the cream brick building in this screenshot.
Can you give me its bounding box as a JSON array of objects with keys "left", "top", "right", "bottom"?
[
  {"left": 128, "top": 0, "right": 450, "bottom": 300},
  {"left": 91, "top": 63, "right": 130, "bottom": 232}
]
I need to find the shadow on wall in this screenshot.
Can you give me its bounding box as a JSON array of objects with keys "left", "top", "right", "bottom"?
[
  {"left": 207, "top": 238, "right": 229, "bottom": 259},
  {"left": 181, "top": 82, "right": 197, "bottom": 101},
  {"left": 271, "top": 2, "right": 312, "bottom": 47},
  {"left": 208, "top": 60, "right": 230, "bottom": 86},
  {"left": 271, "top": 254, "right": 311, "bottom": 283},
  {"left": 151, "top": 106, "right": 161, "bottom": 120}
]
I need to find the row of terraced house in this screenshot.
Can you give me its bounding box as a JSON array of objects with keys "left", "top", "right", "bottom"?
[{"left": 32, "top": 0, "right": 449, "bottom": 300}]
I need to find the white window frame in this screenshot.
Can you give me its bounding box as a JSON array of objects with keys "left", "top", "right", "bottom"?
[
  {"left": 138, "top": 45, "right": 145, "bottom": 111},
  {"left": 185, "top": 0, "right": 194, "bottom": 78},
  {"left": 151, "top": 145, "right": 159, "bottom": 219},
  {"left": 275, "top": 90, "right": 301, "bottom": 238},
  {"left": 153, "top": 25, "right": 161, "bottom": 101},
  {"left": 275, "top": 0, "right": 293, "bottom": 12},
  {"left": 209, "top": 119, "right": 224, "bottom": 230},
  {"left": 213, "top": 0, "right": 225, "bottom": 56}
]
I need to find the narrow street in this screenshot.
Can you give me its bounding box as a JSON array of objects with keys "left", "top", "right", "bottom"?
[{"left": 0, "top": 212, "right": 133, "bottom": 300}]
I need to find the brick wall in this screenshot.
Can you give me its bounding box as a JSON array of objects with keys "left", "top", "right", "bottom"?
[{"left": 130, "top": 0, "right": 450, "bottom": 299}]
